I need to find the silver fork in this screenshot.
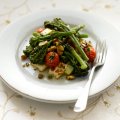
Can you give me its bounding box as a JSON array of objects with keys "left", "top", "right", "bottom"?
[{"left": 74, "top": 40, "right": 107, "bottom": 112}]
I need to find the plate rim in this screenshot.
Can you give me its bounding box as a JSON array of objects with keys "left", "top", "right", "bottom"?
[{"left": 1, "top": 74, "right": 119, "bottom": 103}]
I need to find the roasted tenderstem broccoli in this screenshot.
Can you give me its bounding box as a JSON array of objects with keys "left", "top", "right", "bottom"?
[
  {"left": 29, "top": 26, "right": 85, "bottom": 47},
  {"left": 23, "top": 18, "right": 90, "bottom": 77},
  {"left": 23, "top": 41, "right": 51, "bottom": 64},
  {"left": 63, "top": 51, "right": 89, "bottom": 76},
  {"left": 44, "top": 18, "right": 89, "bottom": 61},
  {"left": 65, "top": 44, "right": 88, "bottom": 70}
]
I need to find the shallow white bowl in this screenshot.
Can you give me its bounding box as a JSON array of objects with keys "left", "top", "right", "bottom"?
[{"left": 0, "top": 10, "right": 120, "bottom": 103}]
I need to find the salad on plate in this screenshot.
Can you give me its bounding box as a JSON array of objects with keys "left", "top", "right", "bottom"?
[{"left": 21, "top": 18, "right": 96, "bottom": 80}]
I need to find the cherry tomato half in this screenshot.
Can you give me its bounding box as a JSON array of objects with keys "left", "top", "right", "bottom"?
[
  {"left": 84, "top": 47, "right": 96, "bottom": 62},
  {"left": 45, "top": 52, "right": 60, "bottom": 68},
  {"left": 36, "top": 28, "right": 44, "bottom": 33}
]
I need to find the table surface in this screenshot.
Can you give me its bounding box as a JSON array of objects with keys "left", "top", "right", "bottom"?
[{"left": 0, "top": 0, "right": 120, "bottom": 120}]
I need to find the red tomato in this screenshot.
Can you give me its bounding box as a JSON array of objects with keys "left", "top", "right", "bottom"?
[
  {"left": 45, "top": 52, "right": 60, "bottom": 68},
  {"left": 36, "top": 28, "right": 44, "bottom": 33},
  {"left": 84, "top": 47, "right": 96, "bottom": 62}
]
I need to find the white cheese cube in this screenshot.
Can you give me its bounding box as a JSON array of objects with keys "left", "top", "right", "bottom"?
[
  {"left": 31, "top": 63, "right": 47, "bottom": 72},
  {"left": 39, "top": 41, "right": 48, "bottom": 46},
  {"left": 41, "top": 28, "right": 52, "bottom": 35}
]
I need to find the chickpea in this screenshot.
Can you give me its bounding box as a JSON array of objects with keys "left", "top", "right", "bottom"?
[
  {"left": 21, "top": 55, "right": 27, "bottom": 61},
  {"left": 57, "top": 45, "right": 64, "bottom": 51},
  {"left": 48, "top": 46, "right": 57, "bottom": 52},
  {"left": 38, "top": 73, "right": 44, "bottom": 79},
  {"left": 66, "top": 75, "right": 75, "bottom": 80},
  {"left": 57, "top": 45, "right": 64, "bottom": 55}
]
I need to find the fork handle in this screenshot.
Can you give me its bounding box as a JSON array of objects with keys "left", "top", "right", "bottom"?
[{"left": 74, "top": 66, "right": 96, "bottom": 112}]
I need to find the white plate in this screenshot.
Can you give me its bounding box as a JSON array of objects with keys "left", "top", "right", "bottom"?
[{"left": 0, "top": 10, "right": 120, "bottom": 103}]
